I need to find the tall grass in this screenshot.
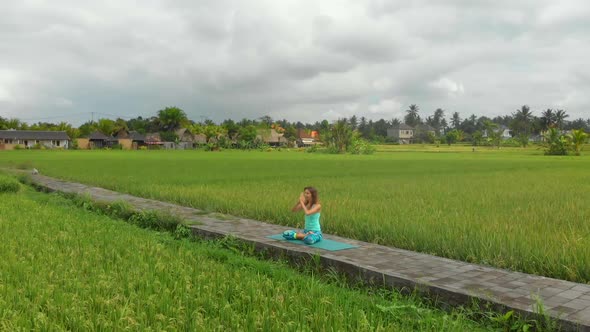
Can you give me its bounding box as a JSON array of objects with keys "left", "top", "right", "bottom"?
[
  {"left": 0, "top": 187, "right": 496, "bottom": 331},
  {"left": 2, "top": 149, "right": 589, "bottom": 283}
]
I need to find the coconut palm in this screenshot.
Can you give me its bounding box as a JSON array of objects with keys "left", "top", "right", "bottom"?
[
  {"left": 327, "top": 119, "right": 353, "bottom": 153},
  {"left": 404, "top": 104, "right": 421, "bottom": 127},
  {"left": 451, "top": 112, "right": 461, "bottom": 129},
  {"left": 540, "top": 109, "right": 555, "bottom": 130},
  {"left": 554, "top": 109, "right": 569, "bottom": 129},
  {"left": 484, "top": 120, "right": 501, "bottom": 149},
  {"left": 157, "top": 106, "right": 189, "bottom": 132},
  {"left": 511, "top": 105, "right": 534, "bottom": 136},
  {"left": 568, "top": 129, "right": 588, "bottom": 156},
  {"left": 543, "top": 128, "right": 569, "bottom": 155}
]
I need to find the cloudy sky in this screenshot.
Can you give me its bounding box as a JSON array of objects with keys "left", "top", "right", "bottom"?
[{"left": 1, "top": 0, "right": 589, "bottom": 125}]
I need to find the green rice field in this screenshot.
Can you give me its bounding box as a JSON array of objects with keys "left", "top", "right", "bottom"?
[
  {"left": 1, "top": 147, "right": 589, "bottom": 284},
  {"left": 0, "top": 184, "right": 499, "bottom": 331}
]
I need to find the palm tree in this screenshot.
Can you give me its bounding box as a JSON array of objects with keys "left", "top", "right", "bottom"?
[
  {"left": 328, "top": 120, "right": 353, "bottom": 153},
  {"left": 513, "top": 105, "right": 534, "bottom": 135},
  {"left": 404, "top": 104, "right": 421, "bottom": 127},
  {"left": 554, "top": 109, "right": 569, "bottom": 130},
  {"left": 568, "top": 129, "right": 588, "bottom": 156},
  {"left": 540, "top": 109, "right": 555, "bottom": 130},
  {"left": 451, "top": 112, "right": 461, "bottom": 129},
  {"left": 113, "top": 118, "right": 129, "bottom": 136},
  {"left": 157, "top": 106, "right": 189, "bottom": 131},
  {"left": 543, "top": 127, "right": 569, "bottom": 155},
  {"left": 515, "top": 105, "right": 533, "bottom": 124},
  {"left": 484, "top": 120, "right": 501, "bottom": 149}
]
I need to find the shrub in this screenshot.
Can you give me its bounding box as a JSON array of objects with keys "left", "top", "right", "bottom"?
[
  {"left": 543, "top": 128, "right": 570, "bottom": 156},
  {"left": 0, "top": 175, "right": 21, "bottom": 193},
  {"left": 501, "top": 138, "right": 520, "bottom": 147},
  {"left": 306, "top": 144, "right": 319, "bottom": 153},
  {"left": 348, "top": 137, "right": 376, "bottom": 155}
]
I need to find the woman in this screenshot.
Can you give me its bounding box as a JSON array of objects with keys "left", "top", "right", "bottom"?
[{"left": 283, "top": 186, "right": 323, "bottom": 244}]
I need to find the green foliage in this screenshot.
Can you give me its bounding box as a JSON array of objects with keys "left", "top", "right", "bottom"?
[
  {"left": 516, "top": 133, "right": 530, "bottom": 147},
  {"left": 306, "top": 144, "right": 319, "bottom": 153},
  {"left": 543, "top": 128, "right": 569, "bottom": 155},
  {"left": 0, "top": 174, "right": 20, "bottom": 193},
  {"left": 445, "top": 129, "right": 462, "bottom": 145},
  {"left": 237, "top": 125, "right": 257, "bottom": 143},
  {"left": 501, "top": 138, "right": 521, "bottom": 147},
  {"left": 404, "top": 104, "right": 421, "bottom": 127},
  {"left": 324, "top": 119, "right": 353, "bottom": 153},
  {"left": 67, "top": 193, "right": 185, "bottom": 233},
  {"left": 157, "top": 106, "right": 189, "bottom": 131},
  {"left": 348, "top": 136, "right": 376, "bottom": 155},
  {"left": 484, "top": 121, "right": 502, "bottom": 148},
  {"left": 568, "top": 129, "right": 588, "bottom": 156},
  {"left": 471, "top": 130, "right": 483, "bottom": 146},
  {"left": 173, "top": 224, "right": 192, "bottom": 239},
  {"left": 97, "top": 118, "right": 116, "bottom": 136},
  {"left": 128, "top": 210, "right": 183, "bottom": 232}
]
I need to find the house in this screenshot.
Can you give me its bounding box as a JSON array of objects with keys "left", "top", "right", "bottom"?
[
  {"left": 115, "top": 130, "right": 146, "bottom": 149},
  {"left": 193, "top": 134, "right": 207, "bottom": 145},
  {"left": 387, "top": 124, "right": 414, "bottom": 144},
  {"left": 412, "top": 124, "right": 436, "bottom": 143},
  {"left": 483, "top": 125, "right": 512, "bottom": 139},
  {"left": 296, "top": 128, "right": 320, "bottom": 147},
  {"left": 0, "top": 130, "right": 70, "bottom": 150},
  {"left": 174, "top": 128, "right": 196, "bottom": 149},
  {"left": 414, "top": 124, "right": 436, "bottom": 136},
  {"left": 144, "top": 133, "right": 165, "bottom": 149},
  {"left": 78, "top": 131, "right": 118, "bottom": 149},
  {"left": 257, "top": 128, "right": 288, "bottom": 147}
]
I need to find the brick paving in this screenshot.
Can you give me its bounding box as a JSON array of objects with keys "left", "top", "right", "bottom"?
[{"left": 28, "top": 174, "right": 590, "bottom": 331}]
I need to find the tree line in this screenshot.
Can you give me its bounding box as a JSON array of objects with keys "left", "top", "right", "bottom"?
[{"left": 1, "top": 104, "right": 589, "bottom": 146}]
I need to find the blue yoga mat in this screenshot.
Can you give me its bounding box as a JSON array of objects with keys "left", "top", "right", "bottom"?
[{"left": 267, "top": 234, "right": 359, "bottom": 251}]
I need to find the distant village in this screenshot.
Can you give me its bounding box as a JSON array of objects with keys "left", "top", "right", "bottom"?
[{"left": 0, "top": 105, "right": 588, "bottom": 150}]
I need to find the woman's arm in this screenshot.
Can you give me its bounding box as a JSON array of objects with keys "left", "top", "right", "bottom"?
[
  {"left": 291, "top": 201, "right": 303, "bottom": 212},
  {"left": 300, "top": 202, "right": 321, "bottom": 215}
]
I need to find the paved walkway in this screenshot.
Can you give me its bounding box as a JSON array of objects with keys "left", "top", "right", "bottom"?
[{"left": 29, "top": 174, "right": 590, "bottom": 331}]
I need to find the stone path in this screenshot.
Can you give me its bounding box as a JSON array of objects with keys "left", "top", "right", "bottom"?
[{"left": 29, "top": 174, "right": 590, "bottom": 331}]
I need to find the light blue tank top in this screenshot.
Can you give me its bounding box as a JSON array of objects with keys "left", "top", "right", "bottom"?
[{"left": 304, "top": 211, "right": 321, "bottom": 232}]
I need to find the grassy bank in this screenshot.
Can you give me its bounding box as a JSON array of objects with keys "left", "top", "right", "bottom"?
[{"left": 0, "top": 184, "right": 505, "bottom": 331}]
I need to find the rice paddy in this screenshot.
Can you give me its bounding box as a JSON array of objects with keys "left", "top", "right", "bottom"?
[
  {"left": 1, "top": 148, "right": 589, "bottom": 284},
  {"left": 0, "top": 185, "right": 499, "bottom": 331}
]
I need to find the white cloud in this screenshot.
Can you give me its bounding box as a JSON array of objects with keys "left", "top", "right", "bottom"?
[
  {"left": 537, "top": 1, "right": 590, "bottom": 25},
  {"left": 368, "top": 98, "right": 402, "bottom": 115},
  {"left": 372, "top": 78, "right": 392, "bottom": 91},
  {"left": 0, "top": 86, "right": 13, "bottom": 102},
  {"left": 321, "top": 109, "right": 343, "bottom": 121},
  {"left": 430, "top": 77, "right": 465, "bottom": 97},
  {"left": 343, "top": 103, "right": 359, "bottom": 113},
  {"left": 54, "top": 97, "right": 73, "bottom": 107},
  {"left": 0, "top": 0, "right": 589, "bottom": 124}
]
